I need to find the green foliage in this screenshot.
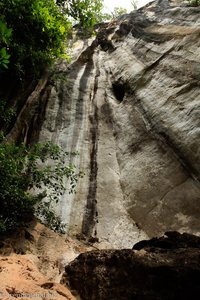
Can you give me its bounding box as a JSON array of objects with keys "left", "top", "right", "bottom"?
[
  {"left": 0, "top": 48, "right": 10, "bottom": 69},
  {"left": 187, "top": 0, "right": 200, "bottom": 5},
  {"left": 0, "top": 0, "right": 71, "bottom": 81},
  {"left": 112, "top": 7, "right": 128, "bottom": 18},
  {"left": 0, "top": 19, "right": 12, "bottom": 44},
  {"left": 0, "top": 19, "right": 12, "bottom": 69},
  {"left": 57, "top": 0, "right": 104, "bottom": 27},
  {"left": 102, "top": 6, "right": 128, "bottom": 21},
  {"left": 0, "top": 139, "right": 82, "bottom": 233},
  {"left": 0, "top": 0, "right": 106, "bottom": 82},
  {"left": 0, "top": 100, "right": 16, "bottom": 125}
]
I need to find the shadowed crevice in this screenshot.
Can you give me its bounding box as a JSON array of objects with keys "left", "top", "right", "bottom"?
[{"left": 112, "top": 82, "right": 125, "bottom": 102}]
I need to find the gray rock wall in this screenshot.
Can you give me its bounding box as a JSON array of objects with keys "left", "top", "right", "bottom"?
[{"left": 8, "top": 0, "right": 200, "bottom": 246}]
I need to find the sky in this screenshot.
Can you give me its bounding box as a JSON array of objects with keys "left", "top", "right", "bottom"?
[{"left": 103, "top": 0, "right": 151, "bottom": 13}]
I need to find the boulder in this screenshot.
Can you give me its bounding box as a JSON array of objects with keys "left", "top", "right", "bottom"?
[{"left": 63, "top": 232, "right": 200, "bottom": 300}]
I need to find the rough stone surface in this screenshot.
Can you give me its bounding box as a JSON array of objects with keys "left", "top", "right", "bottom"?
[
  {"left": 0, "top": 220, "right": 98, "bottom": 299},
  {"left": 0, "top": 255, "right": 75, "bottom": 300},
  {"left": 63, "top": 231, "right": 200, "bottom": 300},
  {"left": 7, "top": 0, "right": 200, "bottom": 246},
  {"left": 0, "top": 220, "right": 96, "bottom": 282}
]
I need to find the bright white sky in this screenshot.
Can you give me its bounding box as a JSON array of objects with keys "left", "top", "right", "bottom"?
[{"left": 103, "top": 0, "right": 151, "bottom": 13}]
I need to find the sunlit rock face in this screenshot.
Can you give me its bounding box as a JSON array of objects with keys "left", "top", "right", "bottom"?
[{"left": 8, "top": 0, "right": 200, "bottom": 247}]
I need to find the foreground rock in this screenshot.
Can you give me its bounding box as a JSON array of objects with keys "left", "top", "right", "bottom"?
[{"left": 63, "top": 232, "right": 200, "bottom": 300}]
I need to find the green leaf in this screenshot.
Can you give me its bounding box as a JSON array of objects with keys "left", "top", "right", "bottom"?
[{"left": 0, "top": 135, "right": 83, "bottom": 233}]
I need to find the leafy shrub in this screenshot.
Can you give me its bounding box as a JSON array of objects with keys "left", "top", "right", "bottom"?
[
  {"left": 57, "top": 0, "right": 104, "bottom": 27},
  {"left": 0, "top": 0, "right": 107, "bottom": 84},
  {"left": 0, "top": 100, "right": 16, "bottom": 125},
  {"left": 111, "top": 7, "right": 128, "bottom": 18},
  {"left": 188, "top": 0, "right": 200, "bottom": 5},
  {"left": 0, "top": 138, "right": 82, "bottom": 233},
  {"left": 0, "top": 0, "right": 71, "bottom": 81},
  {"left": 0, "top": 18, "right": 12, "bottom": 69}
]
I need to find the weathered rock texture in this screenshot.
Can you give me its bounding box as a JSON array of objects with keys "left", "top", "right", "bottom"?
[
  {"left": 0, "top": 220, "right": 98, "bottom": 299},
  {"left": 63, "top": 231, "right": 200, "bottom": 300},
  {"left": 0, "top": 220, "right": 95, "bottom": 282},
  {"left": 0, "top": 254, "right": 75, "bottom": 300},
  {"left": 7, "top": 0, "right": 200, "bottom": 247}
]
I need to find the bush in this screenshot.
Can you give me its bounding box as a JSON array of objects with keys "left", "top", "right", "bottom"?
[
  {"left": 186, "top": 0, "right": 200, "bottom": 5},
  {"left": 0, "top": 0, "right": 71, "bottom": 81},
  {"left": 0, "top": 138, "right": 82, "bottom": 233},
  {"left": 0, "top": 0, "right": 107, "bottom": 85},
  {"left": 57, "top": 0, "right": 104, "bottom": 27},
  {"left": 0, "top": 18, "right": 12, "bottom": 70}
]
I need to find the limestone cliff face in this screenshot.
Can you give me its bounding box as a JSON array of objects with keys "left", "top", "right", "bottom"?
[{"left": 8, "top": 0, "right": 200, "bottom": 247}]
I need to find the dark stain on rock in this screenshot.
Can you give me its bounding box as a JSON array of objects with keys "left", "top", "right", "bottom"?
[
  {"left": 26, "top": 83, "right": 51, "bottom": 145},
  {"left": 70, "top": 60, "right": 94, "bottom": 153},
  {"left": 81, "top": 104, "right": 98, "bottom": 238},
  {"left": 81, "top": 64, "right": 99, "bottom": 239}
]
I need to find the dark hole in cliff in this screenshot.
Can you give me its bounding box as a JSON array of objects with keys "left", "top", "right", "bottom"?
[{"left": 112, "top": 83, "right": 125, "bottom": 102}]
